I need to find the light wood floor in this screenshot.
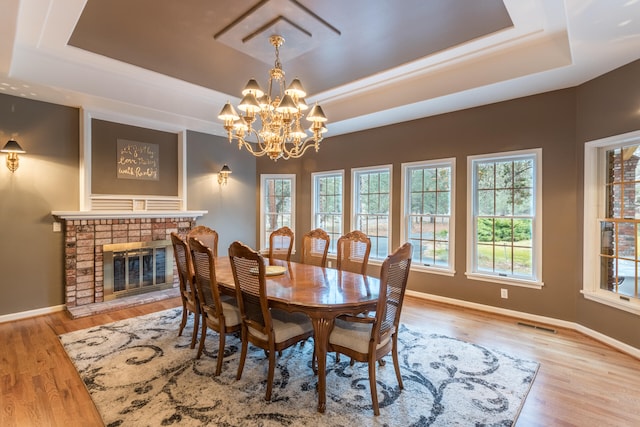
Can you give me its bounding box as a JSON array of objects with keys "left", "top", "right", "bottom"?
[{"left": 1, "top": 296, "right": 639, "bottom": 426}]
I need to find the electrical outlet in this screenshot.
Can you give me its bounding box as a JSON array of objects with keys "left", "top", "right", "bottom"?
[
  {"left": 53, "top": 221, "right": 62, "bottom": 232},
  {"left": 327, "top": 260, "right": 333, "bottom": 268},
  {"left": 500, "top": 288, "right": 508, "bottom": 299}
]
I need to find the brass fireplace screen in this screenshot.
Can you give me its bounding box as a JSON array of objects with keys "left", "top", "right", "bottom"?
[{"left": 103, "top": 240, "right": 174, "bottom": 300}]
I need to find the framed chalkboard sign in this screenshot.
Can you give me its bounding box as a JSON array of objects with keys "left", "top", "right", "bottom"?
[
  {"left": 90, "top": 118, "right": 179, "bottom": 197},
  {"left": 116, "top": 139, "right": 159, "bottom": 181}
]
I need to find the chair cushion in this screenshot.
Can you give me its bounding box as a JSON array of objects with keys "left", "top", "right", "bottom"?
[
  {"left": 205, "top": 300, "right": 241, "bottom": 327},
  {"left": 329, "top": 318, "right": 391, "bottom": 354},
  {"left": 248, "top": 309, "right": 312, "bottom": 343}
]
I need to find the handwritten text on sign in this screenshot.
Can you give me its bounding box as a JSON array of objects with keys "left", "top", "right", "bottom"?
[{"left": 117, "top": 139, "right": 159, "bottom": 181}]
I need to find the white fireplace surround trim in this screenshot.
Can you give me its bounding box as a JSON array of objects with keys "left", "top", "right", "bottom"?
[
  {"left": 52, "top": 210, "right": 207, "bottom": 220},
  {"left": 80, "top": 108, "right": 189, "bottom": 212}
]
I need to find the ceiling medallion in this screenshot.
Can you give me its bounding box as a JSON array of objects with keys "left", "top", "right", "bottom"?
[{"left": 218, "top": 35, "right": 327, "bottom": 161}]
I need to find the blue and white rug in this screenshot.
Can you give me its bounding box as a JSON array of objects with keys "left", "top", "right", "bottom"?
[{"left": 59, "top": 308, "right": 538, "bottom": 426}]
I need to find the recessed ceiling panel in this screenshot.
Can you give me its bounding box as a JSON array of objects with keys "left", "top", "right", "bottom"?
[{"left": 214, "top": 0, "right": 341, "bottom": 64}]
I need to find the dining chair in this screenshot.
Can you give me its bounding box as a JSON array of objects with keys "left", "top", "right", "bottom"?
[
  {"left": 187, "top": 225, "right": 219, "bottom": 257},
  {"left": 228, "top": 241, "right": 314, "bottom": 401},
  {"left": 328, "top": 242, "right": 412, "bottom": 416},
  {"left": 170, "top": 232, "right": 200, "bottom": 349},
  {"left": 189, "top": 237, "right": 241, "bottom": 375},
  {"left": 268, "top": 226, "right": 294, "bottom": 262},
  {"left": 336, "top": 230, "right": 371, "bottom": 275},
  {"left": 301, "top": 228, "right": 330, "bottom": 267}
]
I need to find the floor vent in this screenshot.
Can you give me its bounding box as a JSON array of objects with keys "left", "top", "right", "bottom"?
[{"left": 517, "top": 321, "right": 557, "bottom": 334}]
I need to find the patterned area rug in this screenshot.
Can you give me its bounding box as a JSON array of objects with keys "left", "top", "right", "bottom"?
[{"left": 59, "top": 308, "right": 538, "bottom": 426}]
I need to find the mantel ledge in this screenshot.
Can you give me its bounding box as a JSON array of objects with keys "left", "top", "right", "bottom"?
[{"left": 51, "top": 210, "right": 208, "bottom": 220}]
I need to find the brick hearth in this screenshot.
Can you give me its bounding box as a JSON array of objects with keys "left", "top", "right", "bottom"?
[{"left": 61, "top": 217, "right": 197, "bottom": 318}]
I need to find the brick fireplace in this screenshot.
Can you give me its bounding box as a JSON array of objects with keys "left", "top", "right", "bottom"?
[{"left": 53, "top": 211, "right": 206, "bottom": 318}]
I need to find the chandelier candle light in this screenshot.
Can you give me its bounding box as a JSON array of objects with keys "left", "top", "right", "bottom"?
[{"left": 218, "top": 35, "right": 328, "bottom": 161}]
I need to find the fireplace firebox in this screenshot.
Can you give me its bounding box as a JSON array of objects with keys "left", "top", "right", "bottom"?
[{"left": 103, "top": 240, "right": 174, "bottom": 300}]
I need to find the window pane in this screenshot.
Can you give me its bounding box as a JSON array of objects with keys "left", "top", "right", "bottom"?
[
  {"left": 477, "top": 243, "right": 494, "bottom": 272},
  {"left": 494, "top": 242, "right": 511, "bottom": 274},
  {"left": 618, "top": 222, "right": 636, "bottom": 259},
  {"left": 380, "top": 172, "right": 390, "bottom": 192},
  {"left": 436, "top": 192, "right": 450, "bottom": 215},
  {"left": 434, "top": 241, "right": 449, "bottom": 266},
  {"left": 425, "top": 168, "right": 437, "bottom": 191},
  {"left": 422, "top": 217, "right": 435, "bottom": 240},
  {"left": 496, "top": 161, "right": 513, "bottom": 188},
  {"left": 411, "top": 193, "right": 423, "bottom": 214},
  {"left": 477, "top": 218, "right": 494, "bottom": 242},
  {"left": 514, "top": 159, "right": 534, "bottom": 188},
  {"left": 514, "top": 188, "right": 533, "bottom": 216},
  {"left": 435, "top": 217, "right": 450, "bottom": 241},
  {"left": 380, "top": 194, "right": 390, "bottom": 214},
  {"left": 409, "top": 216, "right": 422, "bottom": 240},
  {"left": 478, "top": 190, "right": 494, "bottom": 216},
  {"left": 513, "top": 247, "right": 533, "bottom": 276},
  {"left": 636, "top": 183, "right": 640, "bottom": 219},
  {"left": 318, "top": 195, "right": 327, "bottom": 212},
  {"left": 411, "top": 170, "right": 423, "bottom": 192},
  {"left": 476, "top": 163, "right": 494, "bottom": 189},
  {"left": 421, "top": 241, "right": 434, "bottom": 264},
  {"left": 437, "top": 168, "right": 450, "bottom": 191},
  {"left": 495, "top": 189, "right": 513, "bottom": 216},
  {"left": 600, "top": 221, "right": 615, "bottom": 256},
  {"left": 495, "top": 218, "right": 513, "bottom": 242},
  {"left": 514, "top": 219, "right": 532, "bottom": 244}
]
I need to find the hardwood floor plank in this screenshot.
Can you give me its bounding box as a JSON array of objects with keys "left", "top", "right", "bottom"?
[{"left": 1, "top": 295, "right": 639, "bottom": 426}]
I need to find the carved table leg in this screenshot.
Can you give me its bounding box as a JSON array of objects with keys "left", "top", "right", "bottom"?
[{"left": 311, "top": 315, "right": 334, "bottom": 413}]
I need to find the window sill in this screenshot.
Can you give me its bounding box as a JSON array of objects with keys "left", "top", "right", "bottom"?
[
  {"left": 465, "top": 272, "right": 543, "bottom": 289},
  {"left": 411, "top": 265, "right": 455, "bottom": 277},
  {"left": 581, "top": 290, "right": 640, "bottom": 316}
]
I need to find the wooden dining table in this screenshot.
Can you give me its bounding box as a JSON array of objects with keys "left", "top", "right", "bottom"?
[{"left": 213, "top": 255, "right": 380, "bottom": 413}]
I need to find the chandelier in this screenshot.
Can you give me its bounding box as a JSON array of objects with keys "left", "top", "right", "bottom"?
[{"left": 217, "top": 35, "right": 328, "bottom": 161}]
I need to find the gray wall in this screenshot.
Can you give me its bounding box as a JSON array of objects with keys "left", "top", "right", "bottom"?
[
  {"left": 0, "top": 97, "right": 257, "bottom": 315},
  {"left": 257, "top": 59, "right": 640, "bottom": 350},
  {"left": 185, "top": 130, "right": 256, "bottom": 252},
  {"left": 574, "top": 59, "right": 640, "bottom": 345},
  {"left": 2, "top": 58, "right": 639, "bottom": 350},
  {"left": 0, "top": 96, "right": 79, "bottom": 313}
]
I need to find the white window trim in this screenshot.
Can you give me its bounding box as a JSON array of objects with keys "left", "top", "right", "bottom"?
[
  {"left": 260, "top": 173, "right": 296, "bottom": 252},
  {"left": 466, "top": 148, "right": 543, "bottom": 289},
  {"left": 401, "top": 158, "right": 456, "bottom": 276},
  {"left": 311, "top": 170, "right": 344, "bottom": 255},
  {"left": 352, "top": 164, "right": 393, "bottom": 262},
  {"left": 583, "top": 129, "right": 640, "bottom": 315}
]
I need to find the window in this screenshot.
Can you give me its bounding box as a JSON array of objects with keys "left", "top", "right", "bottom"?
[
  {"left": 401, "top": 159, "right": 455, "bottom": 274},
  {"left": 260, "top": 174, "right": 295, "bottom": 251},
  {"left": 467, "top": 149, "right": 542, "bottom": 288},
  {"left": 312, "top": 170, "right": 344, "bottom": 254},
  {"left": 584, "top": 130, "right": 640, "bottom": 314},
  {"left": 352, "top": 165, "right": 392, "bottom": 260}
]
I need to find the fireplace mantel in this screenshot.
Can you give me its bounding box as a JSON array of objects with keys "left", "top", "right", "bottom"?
[{"left": 52, "top": 210, "right": 207, "bottom": 220}]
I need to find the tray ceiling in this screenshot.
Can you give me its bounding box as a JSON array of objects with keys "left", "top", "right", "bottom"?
[{"left": 1, "top": 0, "right": 639, "bottom": 138}]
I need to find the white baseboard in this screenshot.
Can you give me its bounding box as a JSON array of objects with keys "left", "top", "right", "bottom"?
[
  {"left": 406, "top": 290, "right": 640, "bottom": 360},
  {"left": 0, "top": 304, "right": 66, "bottom": 324}
]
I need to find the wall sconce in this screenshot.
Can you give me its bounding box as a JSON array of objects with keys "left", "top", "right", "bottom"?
[
  {"left": 1, "top": 139, "right": 26, "bottom": 173},
  {"left": 217, "top": 164, "right": 232, "bottom": 185}
]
